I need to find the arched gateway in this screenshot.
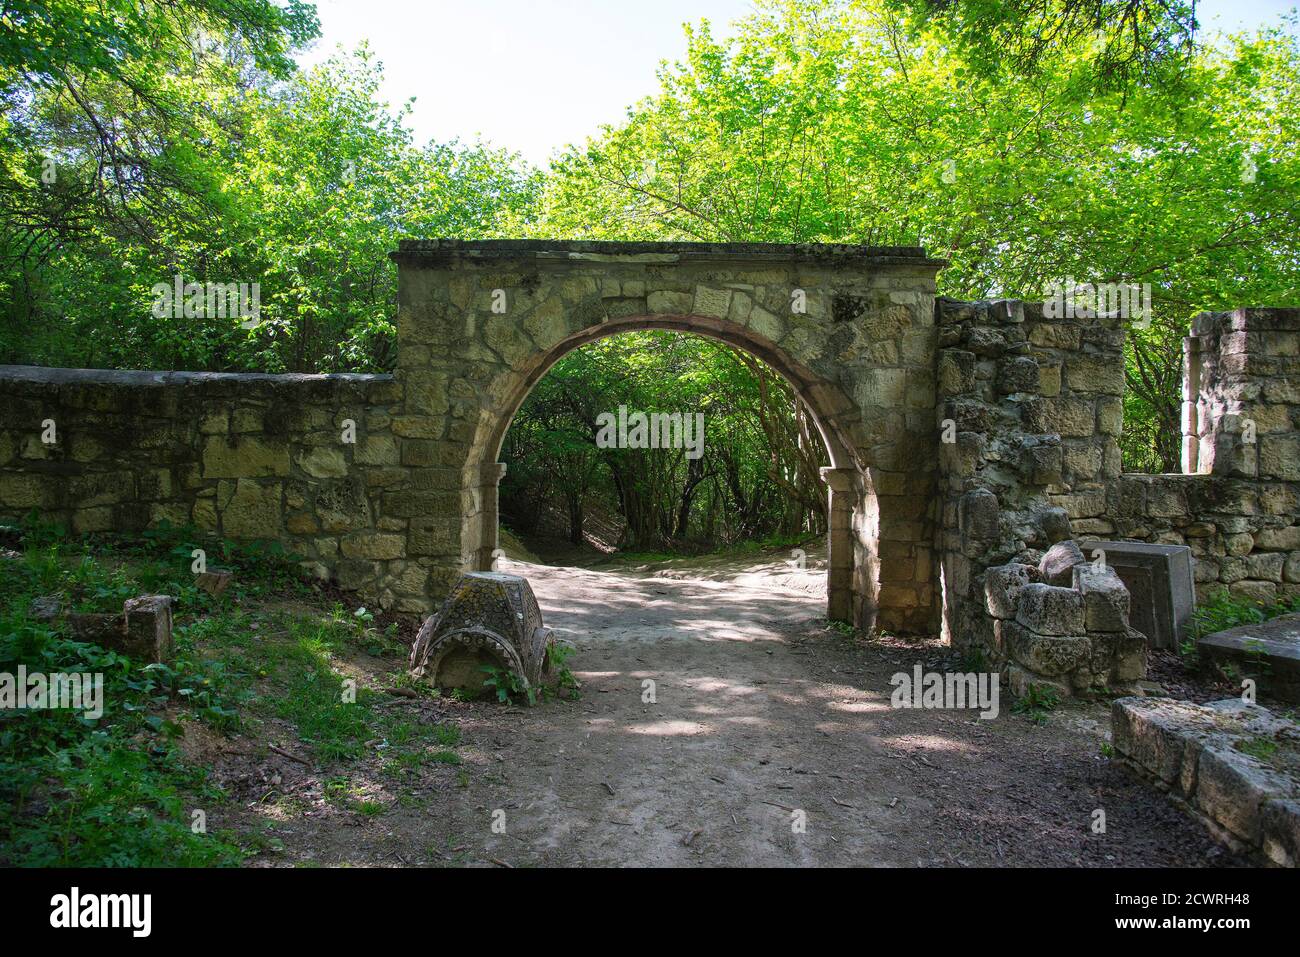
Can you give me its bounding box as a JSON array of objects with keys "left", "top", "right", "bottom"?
[
  {"left": 9, "top": 238, "right": 1293, "bottom": 687},
  {"left": 390, "top": 240, "right": 945, "bottom": 634}
]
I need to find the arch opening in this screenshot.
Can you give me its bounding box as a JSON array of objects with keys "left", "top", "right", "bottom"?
[{"left": 462, "top": 314, "right": 865, "bottom": 623}]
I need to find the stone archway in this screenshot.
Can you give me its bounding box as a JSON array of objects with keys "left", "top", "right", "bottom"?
[{"left": 388, "top": 240, "right": 944, "bottom": 634}]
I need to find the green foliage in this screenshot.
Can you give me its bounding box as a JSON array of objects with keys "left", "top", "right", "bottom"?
[
  {"left": 480, "top": 663, "right": 534, "bottom": 705},
  {"left": 503, "top": 330, "right": 828, "bottom": 551},
  {"left": 1011, "top": 683, "right": 1061, "bottom": 724},
  {"left": 1, "top": 6, "right": 539, "bottom": 373},
  {"left": 0, "top": 586, "right": 246, "bottom": 865},
  {"left": 825, "top": 618, "right": 857, "bottom": 638},
  {"left": 546, "top": 642, "right": 580, "bottom": 698},
  {"left": 1237, "top": 735, "right": 1280, "bottom": 763},
  {"left": 0, "top": 524, "right": 461, "bottom": 865},
  {"left": 1190, "top": 588, "right": 1300, "bottom": 642},
  {"left": 533, "top": 0, "right": 1300, "bottom": 474}
]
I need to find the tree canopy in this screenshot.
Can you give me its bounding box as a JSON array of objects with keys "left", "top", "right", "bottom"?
[{"left": 2, "top": 0, "right": 1297, "bottom": 547}]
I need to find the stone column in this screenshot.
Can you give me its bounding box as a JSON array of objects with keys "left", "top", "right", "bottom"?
[
  {"left": 473, "top": 462, "right": 507, "bottom": 571},
  {"left": 1182, "top": 335, "right": 1201, "bottom": 474},
  {"left": 820, "top": 466, "right": 856, "bottom": 623}
]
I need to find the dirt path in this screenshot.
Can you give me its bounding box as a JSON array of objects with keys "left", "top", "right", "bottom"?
[{"left": 259, "top": 557, "right": 1243, "bottom": 868}]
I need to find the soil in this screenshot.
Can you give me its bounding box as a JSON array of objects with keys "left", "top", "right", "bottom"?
[{"left": 211, "top": 550, "right": 1248, "bottom": 868}]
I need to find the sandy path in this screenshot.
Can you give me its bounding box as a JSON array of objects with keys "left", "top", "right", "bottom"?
[
  {"left": 233, "top": 554, "right": 1243, "bottom": 867},
  {"left": 394, "top": 558, "right": 1241, "bottom": 868}
]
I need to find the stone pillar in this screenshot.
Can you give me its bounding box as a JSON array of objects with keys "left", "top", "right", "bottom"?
[
  {"left": 1192, "top": 308, "right": 1300, "bottom": 480},
  {"left": 1181, "top": 335, "right": 1201, "bottom": 474},
  {"left": 820, "top": 466, "right": 856, "bottom": 622},
  {"left": 472, "top": 462, "right": 507, "bottom": 571}
]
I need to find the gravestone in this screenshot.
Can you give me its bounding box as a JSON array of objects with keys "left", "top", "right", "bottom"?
[{"left": 1079, "top": 541, "right": 1195, "bottom": 650}]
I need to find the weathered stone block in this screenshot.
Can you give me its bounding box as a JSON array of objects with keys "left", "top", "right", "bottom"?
[
  {"left": 1072, "top": 563, "right": 1131, "bottom": 632},
  {"left": 1003, "top": 621, "right": 1090, "bottom": 676},
  {"left": 297, "top": 446, "right": 348, "bottom": 479},
  {"left": 1015, "top": 583, "right": 1085, "bottom": 635},
  {"left": 959, "top": 487, "right": 1000, "bottom": 542},
  {"left": 998, "top": 356, "right": 1040, "bottom": 394},
  {"left": 1198, "top": 611, "right": 1300, "bottom": 704},
  {"left": 409, "top": 572, "right": 554, "bottom": 698},
  {"left": 1083, "top": 541, "right": 1194, "bottom": 650},
  {"left": 1038, "top": 540, "right": 1085, "bottom": 585},
  {"left": 340, "top": 531, "right": 405, "bottom": 560},
  {"left": 983, "top": 562, "right": 1036, "bottom": 619},
  {"left": 220, "top": 479, "right": 281, "bottom": 539},
  {"left": 201, "top": 436, "right": 289, "bottom": 478}
]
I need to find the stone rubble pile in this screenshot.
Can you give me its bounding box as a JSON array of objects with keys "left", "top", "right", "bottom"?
[{"left": 984, "top": 541, "right": 1146, "bottom": 696}]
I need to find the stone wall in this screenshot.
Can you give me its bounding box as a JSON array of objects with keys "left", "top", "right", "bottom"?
[
  {"left": 2, "top": 251, "right": 1294, "bottom": 643},
  {"left": 983, "top": 541, "right": 1146, "bottom": 697},
  {"left": 0, "top": 365, "right": 440, "bottom": 610},
  {"left": 1107, "top": 309, "right": 1300, "bottom": 606},
  {"left": 1113, "top": 696, "right": 1300, "bottom": 866},
  {"left": 935, "top": 297, "right": 1125, "bottom": 654},
  {"left": 0, "top": 241, "right": 951, "bottom": 629}
]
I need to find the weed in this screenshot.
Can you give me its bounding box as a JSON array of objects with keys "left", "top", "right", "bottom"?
[
  {"left": 481, "top": 663, "right": 535, "bottom": 705},
  {"left": 1237, "top": 736, "right": 1280, "bottom": 762},
  {"left": 1011, "top": 683, "right": 1060, "bottom": 724},
  {"left": 547, "top": 642, "right": 580, "bottom": 698}
]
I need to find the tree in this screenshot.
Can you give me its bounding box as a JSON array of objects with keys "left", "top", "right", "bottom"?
[{"left": 532, "top": 0, "right": 1300, "bottom": 472}]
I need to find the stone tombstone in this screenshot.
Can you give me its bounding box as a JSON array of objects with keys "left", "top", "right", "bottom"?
[
  {"left": 408, "top": 571, "right": 554, "bottom": 696},
  {"left": 1080, "top": 541, "right": 1194, "bottom": 650}
]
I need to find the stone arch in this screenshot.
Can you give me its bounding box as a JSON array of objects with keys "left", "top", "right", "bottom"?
[
  {"left": 464, "top": 314, "right": 859, "bottom": 619},
  {"left": 478, "top": 314, "right": 860, "bottom": 468},
  {"left": 387, "top": 240, "right": 945, "bottom": 634}
]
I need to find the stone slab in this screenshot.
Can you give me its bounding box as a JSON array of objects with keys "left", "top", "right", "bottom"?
[
  {"left": 1083, "top": 541, "right": 1195, "bottom": 650},
  {"left": 1198, "top": 612, "right": 1300, "bottom": 705},
  {"left": 1112, "top": 696, "right": 1300, "bottom": 865}
]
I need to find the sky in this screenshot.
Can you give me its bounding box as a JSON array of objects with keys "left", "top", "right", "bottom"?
[{"left": 296, "top": 0, "right": 1299, "bottom": 167}]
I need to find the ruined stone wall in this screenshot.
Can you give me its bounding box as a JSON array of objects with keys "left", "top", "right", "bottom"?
[
  {"left": 0, "top": 366, "right": 435, "bottom": 610},
  {"left": 935, "top": 297, "right": 1125, "bottom": 652},
  {"left": 1108, "top": 308, "right": 1300, "bottom": 606}
]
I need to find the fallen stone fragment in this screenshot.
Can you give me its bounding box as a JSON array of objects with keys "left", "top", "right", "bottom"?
[
  {"left": 1197, "top": 612, "right": 1300, "bottom": 705},
  {"left": 1112, "top": 696, "right": 1300, "bottom": 866},
  {"left": 409, "top": 572, "right": 554, "bottom": 698},
  {"left": 30, "top": 593, "right": 174, "bottom": 663},
  {"left": 196, "top": 569, "right": 234, "bottom": 597}
]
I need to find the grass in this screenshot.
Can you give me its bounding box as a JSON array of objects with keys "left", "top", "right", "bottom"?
[
  {"left": 1237, "top": 736, "right": 1280, "bottom": 763},
  {"left": 0, "top": 514, "right": 463, "bottom": 866},
  {"left": 1189, "top": 589, "right": 1300, "bottom": 646},
  {"left": 1011, "top": 683, "right": 1061, "bottom": 725}
]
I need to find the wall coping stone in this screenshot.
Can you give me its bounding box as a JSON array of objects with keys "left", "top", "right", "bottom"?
[
  {"left": 390, "top": 238, "right": 947, "bottom": 269},
  {"left": 0, "top": 364, "right": 393, "bottom": 388}
]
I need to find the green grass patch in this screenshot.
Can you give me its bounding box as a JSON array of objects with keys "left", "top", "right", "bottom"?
[{"left": 0, "top": 520, "right": 462, "bottom": 866}]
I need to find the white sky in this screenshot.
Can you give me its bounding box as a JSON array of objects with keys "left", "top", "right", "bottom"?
[{"left": 296, "top": 0, "right": 1299, "bottom": 167}]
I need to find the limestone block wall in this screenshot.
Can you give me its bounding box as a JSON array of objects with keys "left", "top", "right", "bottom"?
[
  {"left": 935, "top": 298, "right": 1126, "bottom": 652},
  {"left": 0, "top": 365, "right": 434, "bottom": 609},
  {"left": 0, "top": 241, "right": 951, "bottom": 630},
  {"left": 1108, "top": 309, "right": 1300, "bottom": 606},
  {"left": 984, "top": 541, "right": 1146, "bottom": 697}
]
